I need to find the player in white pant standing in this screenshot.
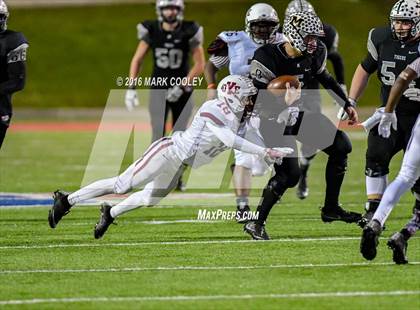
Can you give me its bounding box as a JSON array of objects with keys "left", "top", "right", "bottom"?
[
  {"left": 48, "top": 75, "right": 293, "bottom": 239},
  {"left": 360, "top": 54, "right": 420, "bottom": 264}
]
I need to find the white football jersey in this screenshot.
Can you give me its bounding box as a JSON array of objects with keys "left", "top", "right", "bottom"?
[
  {"left": 171, "top": 99, "right": 241, "bottom": 168},
  {"left": 218, "top": 30, "right": 286, "bottom": 76}
]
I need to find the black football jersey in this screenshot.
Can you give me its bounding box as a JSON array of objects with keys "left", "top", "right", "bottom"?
[
  {"left": 250, "top": 41, "right": 328, "bottom": 116},
  {"left": 137, "top": 20, "right": 203, "bottom": 89},
  {"left": 250, "top": 41, "right": 327, "bottom": 89},
  {"left": 361, "top": 26, "right": 419, "bottom": 115},
  {"left": 0, "top": 30, "right": 28, "bottom": 116}
]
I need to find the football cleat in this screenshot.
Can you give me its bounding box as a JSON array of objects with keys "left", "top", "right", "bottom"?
[
  {"left": 48, "top": 190, "right": 71, "bottom": 228},
  {"left": 320, "top": 205, "right": 362, "bottom": 224},
  {"left": 360, "top": 219, "right": 382, "bottom": 261},
  {"left": 244, "top": 221, "right": 270, "bottom": 240},
  {"left": 236, "top": 205, "right": 251, "bottom": 224},
  {"left": 94, "top": 203, "right": 115, "bottom": 239},
  {"left": 296, "top": 175, "right": 309, "bottom": 200},
  {"left": 387, "top": 232, "right": 408, "bottom": 265}
]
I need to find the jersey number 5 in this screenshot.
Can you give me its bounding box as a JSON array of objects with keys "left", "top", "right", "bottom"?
[{"left": 155, "top": 48, "right": 183, "bottom": 69}]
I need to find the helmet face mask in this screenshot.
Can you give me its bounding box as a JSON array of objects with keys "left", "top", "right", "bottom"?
[
  {"left": 156, "top": 0, "right": 184, "bottom": 24},
  {"left": 217, "top": 75, "right": 258, "bottom": 114},
  {"left": 0, "top": 1, "right": 9, "bottom": 32},
  {"left": 250, "top": 21, "right": 279, "bottom": 43},
  {"left": 245, "top": 3, "right": 279, "bottom": 44},
  {"left": 389, "top": 0, "right": 420, "bottom": 42}
]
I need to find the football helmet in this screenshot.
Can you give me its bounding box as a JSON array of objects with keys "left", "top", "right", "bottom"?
[
  {"left": 284, "top": 0, "right": 316, "bottom": 20},
  {"left": 245, "top": 3, "right": 280, "bottom": 44},
  {"left": 217, "top": 75, "right": 258, "bottom": 113},
  {"left": 0, "top": 1, "right": 9, "bottom": 33},
  {"left": 156, "top": 0, "right": 184, "bottom": 24},
  {"left": 390, "top": 0, "right": 420, "bottom": 41},
  {"left": 283, "top": 11, "right": 324, "bottom": 53}
]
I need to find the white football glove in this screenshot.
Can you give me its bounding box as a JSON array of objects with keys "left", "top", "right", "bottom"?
[
  {"left": 277, "top": 107, "right": 300, "bottom": 126},
  {"left": 403, "top": 87, "right": 420, "bottom": 102},
  {"left": 125, "top": 89, "right": 139, "bottom": 111},
  {"left": 378, "top": 112, "right": 397, "bottom": 138},
  {"left": 284, "top": 82, "right": 301, "bottom": 106},
  {"left": 361, "top": 107, "right": 385, "bottom": 132},
  {"left": 337, "top": 98, "right": 357, "bottom": 121},
  {"left": 166, "top": 85, "right": 184, "bottom": 103},
  {"left": 264, "top": 147, "right": 294, "bottom": 166}
]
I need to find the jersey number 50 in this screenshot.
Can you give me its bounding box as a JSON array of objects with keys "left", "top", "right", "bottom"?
[{"left": 155, "top": 48, "right": 183, "bottom": 69}]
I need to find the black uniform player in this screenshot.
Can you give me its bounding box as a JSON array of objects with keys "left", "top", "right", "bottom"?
[
  {"left": 125, "top": 0, "right": 205, "bottom": 191},
  {"left": 283, "top": 0, "right": 347, "bottom": 200},
  {"left": 0, "top": 1, "right": 28, "bottom": 150},
  {"left": 347, "top": 0, "right": 420, "bottom": 227},
  {"left": 244, "top": 11, "right": 361, "bottom": 240},
  {"left": 125, "top": 0, "right": 204, "bottom": 143}
]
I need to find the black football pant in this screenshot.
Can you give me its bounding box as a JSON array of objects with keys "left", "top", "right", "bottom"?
[
  {"left": 256, "top": 112, "right": 352, "bottom": 225},
  {"left": 365, "top": 113, "right": 420, "bottom": 194},
  {"left": 149, "top": 90, "right": 193, "bottom": 143}
]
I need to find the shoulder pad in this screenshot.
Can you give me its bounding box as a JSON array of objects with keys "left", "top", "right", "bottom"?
[
  {"left": 137, "top": 20, "right": 155, "bottom": 41},
  {"left": 5, "top": 31, "right": 28, "bottom": 50},
  {"left": 367, "top": 27, "right": 391, "bottom": 60},
  {"left": 182, "top": 21, "right": 200, "bottom": 37},
  {"left": 199, "top": 100, "right": 229, "bottom": 125}
]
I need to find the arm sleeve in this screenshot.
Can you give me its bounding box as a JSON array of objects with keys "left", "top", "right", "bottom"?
[
  {"left": 189, "top": 24, "right": 204, "bottom": 49},
  {"left": 315, "top": 69, "right": 352, "bottom": 109},
  {"left": 137, "top": 22, "right": 151, "bottom": 44},
  {"left": 360, "top": 28, "right": 378, "bottom": 74},
  {"left": 206, "top": 122, "right": 267, "bottom": 157},
  {"left": 0, "top": 43, "right": 28, "bottom": 95},
  {"left": 209, "top": 55, "right": 230, "bottom": 69}
]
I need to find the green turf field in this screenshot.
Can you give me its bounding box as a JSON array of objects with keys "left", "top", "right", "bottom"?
[
  {"left": 0, "top": 128, "right": 419, "bottom": 309},
  {"left": 11, "top": 0, "right": 389, "bottom": 108}
]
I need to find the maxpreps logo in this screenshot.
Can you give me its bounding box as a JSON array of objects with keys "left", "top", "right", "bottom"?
[{"left": 197, "top": 209, "right": 259, "bottom": 221}]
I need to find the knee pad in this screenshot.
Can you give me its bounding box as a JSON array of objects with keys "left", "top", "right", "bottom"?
[
  {"left": 234, "top": 151, "right": 254, "bottom": 170},
  {"left": 270, "top": 168, "right": 300, "bottom": 191},
  {"left": 365, "top": 163, "right": 389, "bottom": 177}
]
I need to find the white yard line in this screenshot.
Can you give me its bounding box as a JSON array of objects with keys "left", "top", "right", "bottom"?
[
  {"left": 0, "top": 291, "right": 417, "bottom": 305},
  {"left": 2, "top": 236, "right": 417, "bottom": 250},
  {"left": 1, "top": 262, "right": 418, "bottom": 275}
]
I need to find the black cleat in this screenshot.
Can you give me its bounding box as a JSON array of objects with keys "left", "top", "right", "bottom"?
[
  {"left": 296, "top": 176, "right": 309, "bottom": 200},
  {"left": 360, "top": 219, "right": 382, "bottom": 261},
  {"left": 321, "top": 205, "right": 362, "bottom": 224},
  {"left": 387, "top": 232, "right": 408, "bottom": 265},
  {"left": 94, "top": 203, "right": 115, "bottom": 239},
  {"left": 48, "top": 190, "right": 71, "bottom": 228},
  {"left": 244, "top": 221, "right": 270, "bottom": 240},
  {"left": 236, "top": 205, "right": 251, "bottom": 224}
]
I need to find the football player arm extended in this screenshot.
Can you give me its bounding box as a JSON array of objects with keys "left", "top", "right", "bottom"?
[
  {"left": 204, "top": 38, "right": 228, "bottom": 91},
  {"left": 348, "top": 64, "right": 371, "bottom": 103},
  {"left": 385, "top": 64, "right": 418, "bottom": 113},
  {"left": 206, "top": 122, "right": 267, "bottom": 157},
  {"left": 315, "top": 69, "right": 352, "bottom": 109},
  {"left": 128, "top": 41, "right": 150, "bottom": 87},
  {"left": 185, "top": 45, "right": 205, "bottom": 86},
  {"left": 0, "top": 44, "right": 28, "bottom": 95}
]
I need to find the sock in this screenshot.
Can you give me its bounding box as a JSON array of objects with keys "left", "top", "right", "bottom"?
[
  {"left": 324, "top": 159, "right": 346, "bottom": 208},
  {"left": 236, "top": 196, "right": 249, "bottom": 209},
  {"left": 68, "top": 177, "right": 118, "bottom": 206},
  {"left": 365, "top": 199, "right": 381, "bottom": 213},
  {"left": 400, "top": 204, "right": 420, "bottom": 241},
  {"left": 366, "top": 175, "right": 388, "bottom": 198},
  {"left": 373, "top": 178, "right": 411, "bottom": 226},
  {"left": 256, "top": 186, "right": 285, "bottom": 226}
]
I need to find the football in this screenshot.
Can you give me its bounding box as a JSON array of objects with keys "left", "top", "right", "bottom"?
[{"left": 267, "top": 75, "right": 300, "bottom": 96}]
